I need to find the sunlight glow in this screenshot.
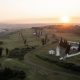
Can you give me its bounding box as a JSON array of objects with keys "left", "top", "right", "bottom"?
[{"left": 60, "top": 16, "right": 70, "bottom": 23}]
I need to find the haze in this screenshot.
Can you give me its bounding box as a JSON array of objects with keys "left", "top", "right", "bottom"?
[{"left": 0, "top": 0, "right": 80, "bottom": 23}]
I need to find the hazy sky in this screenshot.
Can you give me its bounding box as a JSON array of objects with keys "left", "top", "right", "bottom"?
[{"left": 0, "top": 0, "right": 80, "bottom": 23}]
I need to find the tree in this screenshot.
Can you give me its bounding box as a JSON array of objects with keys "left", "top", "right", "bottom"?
[
  {"left": 19, "top": 31, "right": 28, "bottom": 47},
  {"left": 6, "top": 48, "right": 9, "bottom": 56},
  {"left": 78, "top": 42, "right": 80, "bottom": 51},
  {"left": 41, "top": 38, "right": 45, "bottom": 45},
  {"left": 65, "top": 43, "right": 71, "bottom": 54},
  {"left": 44, "top": 34, "right": 48, "bottom": 44},
  {"left": 0, "top": 47, "right": 3, "bottom": 57},
  {"left": 63, "top": 40, "right": 68, "bottom": 48},
  {"left": 59, "top": 37, "right": 63, "bottom": 47}
]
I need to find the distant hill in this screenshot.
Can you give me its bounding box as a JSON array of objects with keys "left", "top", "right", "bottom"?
[{"left": 0, "top": 23, "right": 51, "bottom": 28}]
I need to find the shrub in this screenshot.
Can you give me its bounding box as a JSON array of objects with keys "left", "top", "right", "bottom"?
[
  {"left": 0, "top": 41, "right": 3, "bottom": 45},
  {"left": 0, "top": 67, "right": 26, "bottom": 80}
]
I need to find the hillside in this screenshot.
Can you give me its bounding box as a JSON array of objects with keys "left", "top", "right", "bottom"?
[{"left": 0, "top": 27, "right": 80, "bottom": 80}]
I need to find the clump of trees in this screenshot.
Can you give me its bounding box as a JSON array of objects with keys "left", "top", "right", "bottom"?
[
  {"left": 32, "top": 27, "right": 43, "bottom": 38},
  {"left": 41, "top": 34, "right": 49, "bottom": 45},
  {"left": 9, "top": 47, "right": 36, "bottom": 60},
  {"left": 8, "top": 48, "right": 24, "bottom": 60},
  {"left": 59, "top": 37, "right": 68, "bottom": 48},
  {"left": 59, "top": 37, "right": 71, "bottom": 54},
  {"left": 0, "top": 67, "right": 26, "bottom": 80},
  {"left": 19, "top": 31, "right": 28, "bottom": 47}
]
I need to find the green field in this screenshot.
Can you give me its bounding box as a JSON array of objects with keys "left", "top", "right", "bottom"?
[{"left": 0, "top": 28, "right": 80, "bottom": 80}]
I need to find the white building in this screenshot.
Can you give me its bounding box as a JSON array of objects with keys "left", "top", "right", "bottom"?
[{"left": 49, "top": 50, "right": 55, "bottom": 55}]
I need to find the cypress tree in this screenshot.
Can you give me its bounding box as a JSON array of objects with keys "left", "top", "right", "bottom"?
[
  {"left": 65, "top": 43, "right": 71, "bottom": 54},
  {"left": 78, "top": 42, "right": 80, "bottom": 51},
  {"left": 41, "top": 38, "right": 45, "bottom": 45},
  {"left": 65, "top": 40, "right": 68, "bottom": 48},
  {"left": 59, "top": 37, "right": 63, "bottom": 47}
]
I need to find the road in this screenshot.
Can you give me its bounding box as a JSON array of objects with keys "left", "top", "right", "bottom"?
[{"left": 60, "top": 52, "right": 80, "bottom": 60}]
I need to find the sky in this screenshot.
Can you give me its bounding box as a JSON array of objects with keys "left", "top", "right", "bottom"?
[{"left": 0, "top": 0, "right": 80, "bottom": 23}]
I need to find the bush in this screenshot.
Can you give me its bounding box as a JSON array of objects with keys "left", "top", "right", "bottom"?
[
  {"left": 9, "top": 48, "right": 24, "bottom": 59},
  {"left": 0, "top": 67, "right": 26, "bottom": 80},
  {"left": 0, "top": 41, "right": 3, "bottom": 45},
  {"left": 9, "top": 47, "right": 36, "bottom": 60}
]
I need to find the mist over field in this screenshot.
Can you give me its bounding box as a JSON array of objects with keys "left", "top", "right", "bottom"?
[
  {"left": 0, "top": 23, "right": 49, "bottom": 37},
  {"left": 0, "top": 23, "right": 49, "bottom": 29}
]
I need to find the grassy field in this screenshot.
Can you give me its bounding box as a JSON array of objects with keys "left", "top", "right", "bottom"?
[
  {"left": 0, "top": 28, "right": 80, "bottom": 80},
  {"left": 0, "top": 28, "right": 42, "bottom": 50}
]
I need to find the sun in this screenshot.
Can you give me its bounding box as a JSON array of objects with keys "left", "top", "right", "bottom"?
[{"left": 60, "top": 16, "right": 70, "bottom": 23}]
